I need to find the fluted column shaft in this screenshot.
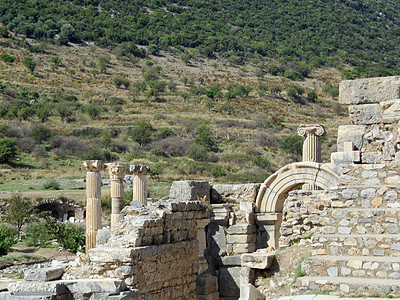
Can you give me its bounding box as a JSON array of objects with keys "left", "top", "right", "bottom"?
[
  {"left": 106, "top": 162, "right": 127, "bottom": 228},
  {"left": 83, "top": 160, "right": 103, "bottom": 253},
  {"left": 297, "top": 124, "right": 326, "bottom": 190},
  {"left": 130, "top": 165, "right": 150, "bottom": 206}
]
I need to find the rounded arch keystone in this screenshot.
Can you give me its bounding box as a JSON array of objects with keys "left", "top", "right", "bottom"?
[{"left": 255, "top": 162, "right": 340, "bottom": 213}]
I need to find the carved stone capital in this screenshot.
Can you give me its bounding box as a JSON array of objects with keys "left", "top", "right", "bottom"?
[
  {"left": 297, "top": 124, "right": 325, "bottom": 137},
  {"left": 83, "top": 160, "right": 104, "bottom": 172},
  {"left": 130, "top": 165, "right": 150, "bottom": 175},
  {"left": 106, "top": 162, "right": 128, "bottom": 181}
]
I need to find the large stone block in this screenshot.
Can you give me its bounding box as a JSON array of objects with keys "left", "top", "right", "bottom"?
[
  {"left": 331, "top": 151, "right": 361, "bottom": 164},
  {"left": 218, "top": 266, "right": 241, "bottom": 298},
  {"left": 241, "top": 250, "right": 275, "bottom": 269},
  {"left": 90, "top": 290, "right": 139, "bottom": 300},
  {"left": 207, "top": 223, "right": 227, "bottom": 257},
  {"left": 7, "top": 282, "right": 66, "bottom": 295},
  {"left": 211, "top": 184, "right": 260, "bottom": 203},
  {"left": 239, "top": 283, "right": 265, "bottom": 300},
  {"left": 24, "top": 267, "right": 63, "bottom": 282},
  {"left": 197, "top": 273, "right": 218, "bottom": 295},
  {"left": 349, "top": 104, "right": 381, "bottom": 124},
  {"left": 227, "top": 225, "right": 256, "bottom": 235},
  {"left": 339, "top": 76, "right": 400, "bottom": 105},
  {"left": 380, "top": 100, "right": 400, "bottom": 123},
  {"left": 337, "top": 125, "right": 366, "bottom": 151},
  {"left": 169, "top": 180, "right": 211, "bottom": 201},
  {"left": 63, "top": 279, "right": 126, "bottom": 294}
]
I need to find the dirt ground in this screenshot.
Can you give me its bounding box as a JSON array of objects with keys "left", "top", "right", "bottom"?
[
  {"left": 256, "top": 240, "right": 312, "bottom": 299},
  {"left": 0, "top": 246, "right": 75, "bottom": 269}
]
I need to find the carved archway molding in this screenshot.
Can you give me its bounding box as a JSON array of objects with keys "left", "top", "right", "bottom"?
[{"left": 254, "top": 162, "right": 340, "bottom": 249}]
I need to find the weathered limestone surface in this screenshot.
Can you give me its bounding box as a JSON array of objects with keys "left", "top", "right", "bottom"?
[
  {"left": 169, "top": 180, "right": 211, "bottom": 201},
  {"left": 83, "top": 160, "right": 103, "bottom": 253},
  {"left": 339, "top": 76, "right": 400, "bottom": 105},
  {"left": 211, "top": 184, "right": 260, "bottom": 203},
  {"left": 106, "top": 162, "right": 127, "bottom": 228},
  {"left": 130, "top": 165, "right": 150, "bottom": 206},
  {"left": 62, "top": 200, "right": 210, "bottom": 299},
  {"left": 24, "top": 267, "right": 63, "bottom": 282},
  {"left": 297, "top": 124, "right": 325, "bottom": 163}
]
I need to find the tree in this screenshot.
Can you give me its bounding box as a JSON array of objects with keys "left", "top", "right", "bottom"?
[
  {"left": 146, "top": 80, "right": 166, "bottom": 99},
  {"left": 23, "top": 57, "right": 36, "bottom": 73},
  {"left": 5, "top": 193, "right": 34, "bottom": 239},
  {"left": 132, "top": 121, "right": 153, "bottom": 146},
  {"left": 279, "top": 134, "right": 303, "bottom": 156},
  {"left": 194, "top": 124, "right": 217, "bottom": 152},
  {"left": 85, "top": 104, "right": 101, "bottom": 119},
  {"left": 148, "top": 44, "right": 159, "bottom": 55},
  {"left": 0, "top": 225, "right": 17, "bottom": 255},
  {"left": 0, "top": 137, "right": 17, "bottom": 163},
  {"left": 36, "top": 106, "right": 50, "bottom": 123},
  {"left": 30, "top": 125, "right": 52, "bottom": 143},
  {"left": 60, "top": 23, "right": 75, "bottom": 43}
]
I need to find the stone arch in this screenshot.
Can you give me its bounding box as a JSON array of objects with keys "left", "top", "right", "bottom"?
[
  {"left": 256, "top": 162, "right": 340, "bottom": 213},
  {"left": 254, "top": 162, "right": 340, "bottom": 249}
]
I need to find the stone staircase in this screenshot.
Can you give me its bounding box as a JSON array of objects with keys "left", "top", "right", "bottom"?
[{"left": 295, "top": 181, "right": 400, "bottom": 296}]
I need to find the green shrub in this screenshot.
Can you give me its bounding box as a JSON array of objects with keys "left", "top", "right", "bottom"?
[
  {"left": 307, "top": 90, "right": 318, "bottom": 102},
  {"left": 131, "top": 121, "right": 153, "bottom": 146},
  {"left": 0, "top": 26, "right": 9, "bottom": 38},
  {"left": 43, "top": 179, "right": 60, "bottom": 190},
  {"left": 0, "top": 225, "right": 18, "bottom": 255},
  {"left": 194, "top": 124, "right": 217, "bottom": 152},
  {"left": 23, "top": 56, "right": 36, "bottom": 73},
  {"left": 113, "top": 76, "right": 130, "bottom": 89},
  {"left": 0, "top": 137, "right": 17, "bottom": 163},
  {"left": 25, "top": 222, "right": 52, "bottom": 247},
  {"left": 43, "top": 216, "right": 84, "bottom": 253},
  {"left": 186, "top": 143, "right": 208, "bottom": 161},
  {"left": 0, "top": 53, "right": 16, "bottom": 63},
  {"left": 253, "top": 155, "right": 271, "bottom": 169},
  {"left": 30, "top": 125, "right": 52, "bottom": 143},
  {"left": 279, "top": 135, "right": 303, "bottom": 156},
  {"left": 210, "top": 165, "right": 226, "bottom": 178}
]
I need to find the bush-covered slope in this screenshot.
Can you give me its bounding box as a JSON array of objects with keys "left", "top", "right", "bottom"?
[{"left": 0, "top": 0, "right": 399, "bottom": 77}]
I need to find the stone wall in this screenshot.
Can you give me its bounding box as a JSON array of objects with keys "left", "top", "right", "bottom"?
[
  {"left": 279, "top": 164, "right": 400, "bottom": 248},
  {"left": 336, "top": 76, "right": 400, "bottom": 164},
  {"left": 64, "top": 199, "right": 210, "bottom": 299}
]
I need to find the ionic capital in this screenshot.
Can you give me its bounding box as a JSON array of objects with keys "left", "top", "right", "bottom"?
[
  {"left": 297, "top": 124, "right": 325, "bottom": 138},
  {"left": 83, "top": 160, "right": 104, "bottom": 172},
  {"left": 130, "top": 165, "right": 150, "bottom": 175},
  {"left": 106, "top": 162, "right": 128, "bottom": 181}
]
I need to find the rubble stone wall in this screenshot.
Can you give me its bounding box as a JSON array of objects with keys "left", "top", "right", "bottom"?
[{"left": 280, "top": 164, "right": 400, "bottom": 248}]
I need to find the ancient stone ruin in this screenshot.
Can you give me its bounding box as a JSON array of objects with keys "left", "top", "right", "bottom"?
[{"left": 1, "top": 76, "right": 400, "bottom": 299}]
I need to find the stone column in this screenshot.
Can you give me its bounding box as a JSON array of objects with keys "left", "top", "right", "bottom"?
[
  {"left": 297, "top": 124, "right": 326, "bottom": 190},
  {"left": 106, "top": 162, "right": 127, "bottom": 228},
  {"left": 130, "top": 165, "right": 150, "bottom": 206},
  {"left": 83, "top": 160, "right": 103, "bottom": 253}
]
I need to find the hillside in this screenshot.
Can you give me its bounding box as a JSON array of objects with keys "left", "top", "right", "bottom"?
[
  {"left": 1, "top": 0, "right": 400, "bottom": 77},
  {"left": 0, "top": 31, "right": 348, "bottom": 202},
  {"left": 0, "top": 0, "right": 371, "bottom": 202}
]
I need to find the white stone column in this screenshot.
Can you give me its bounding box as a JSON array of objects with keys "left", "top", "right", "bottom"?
[
  {"left": 106, "top": 162, "right": 127, "bottom": 228},
  {"left": 297, "top": 124, "right": 326, "bottom": 190},
  {"left": 83, "top": 160, "right": 103, "bottom": 253},
  {"left": 130, "top": 165, "right": 150, "bottom": 206}
]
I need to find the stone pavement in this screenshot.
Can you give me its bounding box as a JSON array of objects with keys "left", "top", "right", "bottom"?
[{"left": 277, "top": 296, "right": 400, "bottom": 300}]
